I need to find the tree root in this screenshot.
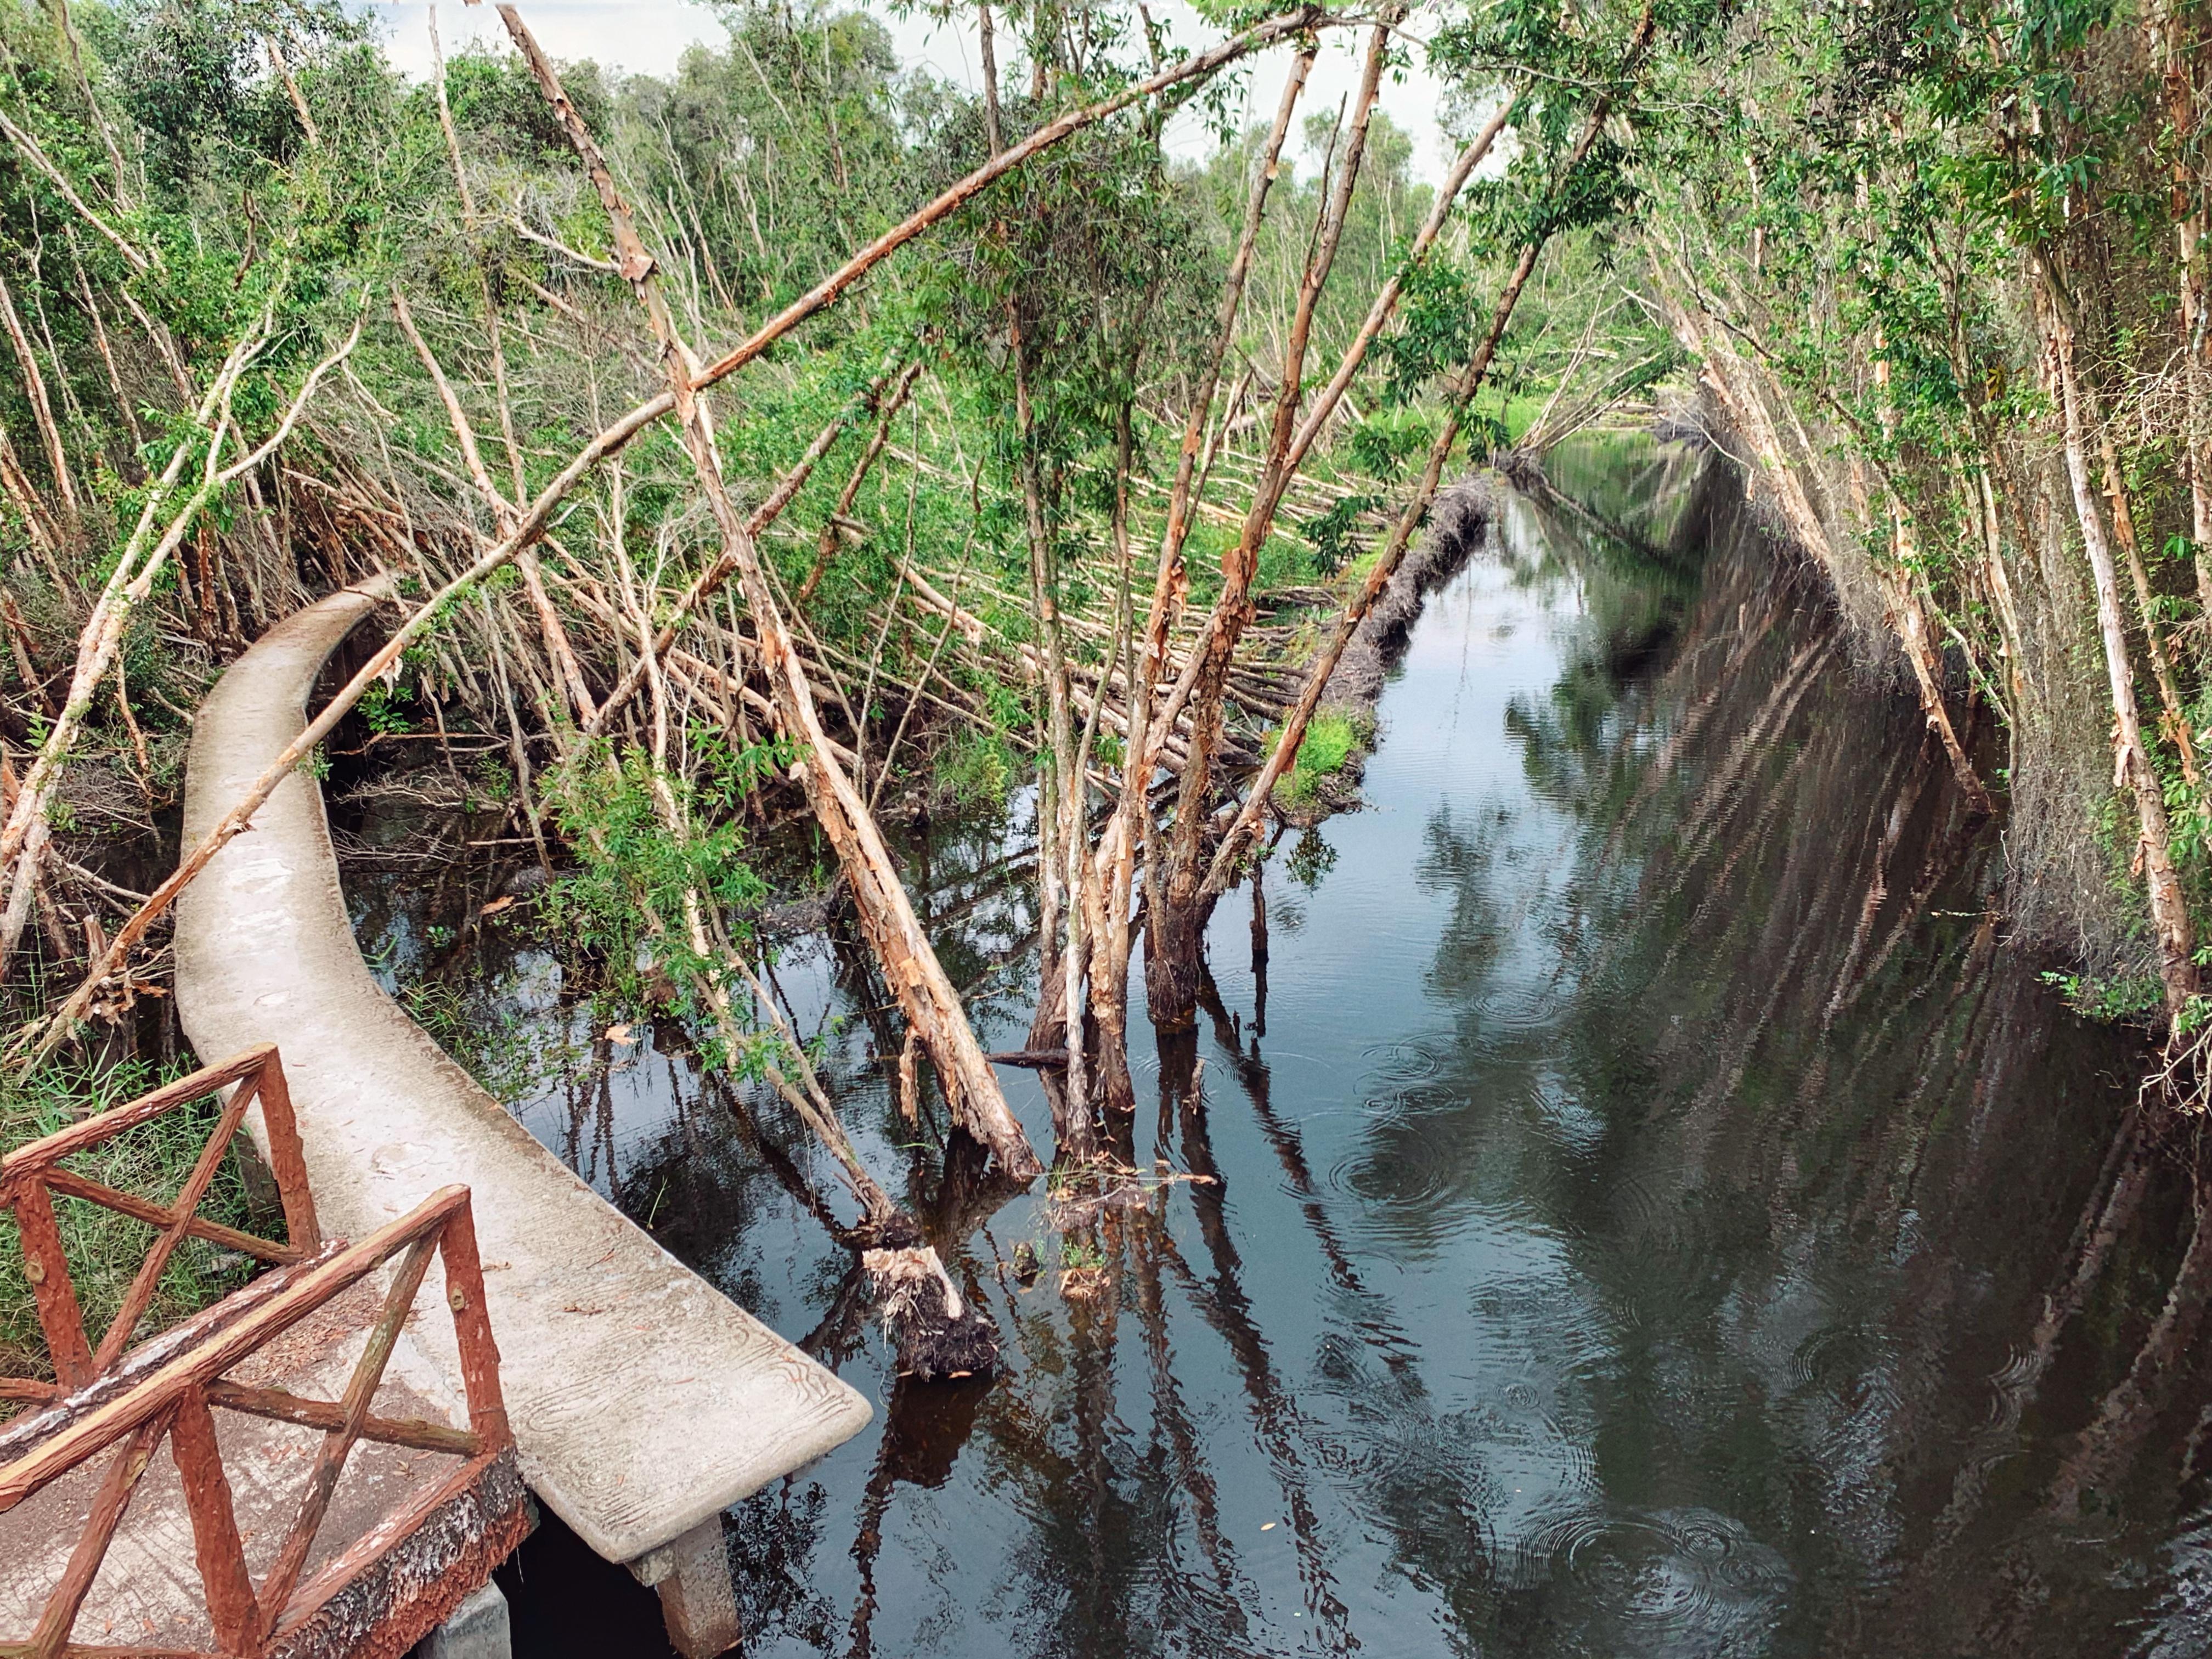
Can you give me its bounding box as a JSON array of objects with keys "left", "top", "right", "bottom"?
[{"left": 857, "top": 1216, "right": 998, "bottom": 1380}]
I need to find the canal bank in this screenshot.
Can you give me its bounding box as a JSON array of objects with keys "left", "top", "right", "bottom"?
[{"left": 347, "top": 436, "right": 2183, "bottom": 1657}]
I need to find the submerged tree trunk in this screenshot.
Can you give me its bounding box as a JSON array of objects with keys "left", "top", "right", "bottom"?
[
  {"left": 2145, "top": 0, "right": 2212, "bottom": 617},
  {"left": 500, "top": 4, "right": 1045, "bottom": 1181},
  {"left": 1010, "top": 309, "right": 1099, "bottom": 1161}
]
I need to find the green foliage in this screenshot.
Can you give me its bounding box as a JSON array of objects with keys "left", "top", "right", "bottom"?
[
  {"left": 628, "top": 2, "right": 911, "bottom": 306},
  {"left": 441, "top": 42, "right": 611, "bottom": 168},
  {"left": 1303, "top": 492, "right": 1387, "bottom": 573},
  {"left": 1276, "top": 708, "right": 1364, "bottom": 806},
  {"left": 540, "top": 733, "right": 787, "bottom": 1037},
  {"left": 86, "top": 1, "right": 364, "bottom": 192},
  {"left": 400, "top": 977, "right": 573, "bottom": 1104},
  {"left": 1254, "top": 527, "right": 1326, "bottom": 590},
  {"left": 1381, "top": 257, "right": 1487, "bottom": 403},
  {"left": 359, "top": 681, "right": 413, "bottom": 735},
  {"left": 1347, "top": 407, "right": 1436, "bottom": 477},
  {"left": 939, "top": 726, "right": 1017, "bottom": 807},
  {"left": 2040, "top": 969, "right": 2165, "bottom": 1025}
]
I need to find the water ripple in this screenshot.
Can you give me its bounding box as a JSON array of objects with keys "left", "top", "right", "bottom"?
[{"left": 1508, "top": 1503, "right": 1794, "bottom": 1651}]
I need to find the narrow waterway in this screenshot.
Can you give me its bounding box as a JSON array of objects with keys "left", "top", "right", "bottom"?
[{"left": 343, "top": 437, "right": 2212, "bottom": 1657}]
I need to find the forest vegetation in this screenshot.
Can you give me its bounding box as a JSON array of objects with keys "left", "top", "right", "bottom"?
[{"left": 0, "top": 0, "right": 2207, "bottom": 1377}]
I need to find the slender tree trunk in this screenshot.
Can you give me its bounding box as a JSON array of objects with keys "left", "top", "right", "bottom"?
[
  {"left": 2148, "top": 0, "right": 2212, "bottom": 616},
  {"left": 0, "top": 314, "right": 353, "bottom": 906},
  {"left": 1011, "top": 312, "right": 1098, "bottom": 1159},
  {"left": 1204, "top": 94, "right": 1553, "bottom": 886},
  {"left": 0, "top": 272, "right": 79, "bottom": 531},
  {"left": 1088, "top": 404, "right": 1141, "bottom": 1117},
  {"left": 1148, "top": 12, "right": 1397, "bottom": 1030},
  {"left": 2042, "top": 270, "right": 2199, "bottom": 1024},
  {"left": 501, "top": 4, "right": 1044, "bottom": 1178},
  {"left": 2096, "top": 421, "right": 2200, "bottom": 785},
  {"left": 1096, "top": 37, "right": 1315, "bottom": 1059},
  {"left": 978, "top": 0, "right": 1004, "bottom": 155},
  {"left": 427, "top": 32, "right": 600, "bottom": 732},
  {"left": 1154, "top": 7, "right": 1650, "bottom": 1023},
  {"left": 583, "top": 366, "right": 904, "bottom": 738},
  {"left": 1209, "top": 389, "right": 1474, "bottom": 889}
]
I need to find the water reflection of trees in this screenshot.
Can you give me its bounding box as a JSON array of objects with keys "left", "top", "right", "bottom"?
[
  {"left": 1352, "top": 462, "right": 2209, "bottom": 1656},
  {"left": 734, "top": 456, "right": 2205, "bottom": 1656},
  {"left": 355, "top": 445, "right": 2212, "bottom": 1655}
]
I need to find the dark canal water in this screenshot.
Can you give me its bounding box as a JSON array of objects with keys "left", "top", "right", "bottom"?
[{"left": 342, "top": 438, "right": 2212, "bottom": 1657}]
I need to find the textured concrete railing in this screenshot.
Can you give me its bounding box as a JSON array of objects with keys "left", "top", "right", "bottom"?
[{"left": 174, "top": 584, "right": 871, "bottom": 1656}]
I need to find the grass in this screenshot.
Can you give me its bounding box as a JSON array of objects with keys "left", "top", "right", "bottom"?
[
  {"left": 1, "top": 1058, "right": 258, "bottom": 1397},
  {"left": 403, "top": 977, "right": 574, "bottom": 1105},
  {"left": 939, "top": 726, "right": 1017, "bottom": 807},
  {"left": 1278, "top": 709, "right": 1364, "bottom": 807}
]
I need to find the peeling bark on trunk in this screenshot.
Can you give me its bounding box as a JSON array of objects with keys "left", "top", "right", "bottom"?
[
  {"left": 2041, "top": 273, "right": 2199, "bottom": 1025},
  {"left": 1096, "top": 38, "right": 1314, "bottom": 1060},
  {"left": 500, "top": 4, "right": 1043, "bottom": 1181},
  {"left": 1148, "top": 14, "right": 1398, "bottom": 1030}
]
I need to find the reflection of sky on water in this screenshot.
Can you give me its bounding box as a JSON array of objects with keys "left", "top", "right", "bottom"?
[{"left": 345, "top": 438, "right": 2192, "bottom": 1658}]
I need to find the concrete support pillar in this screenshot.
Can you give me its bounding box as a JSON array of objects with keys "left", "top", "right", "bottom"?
[
  {"left": 628, "top": 1522, "right": 747, "bottom": 1659},
  {"left": 415, "top": 1582, "right": 511, "bottom": 1659},
  {"left": 630, "top": 1516, "right": 742, "bottom": 1659}
]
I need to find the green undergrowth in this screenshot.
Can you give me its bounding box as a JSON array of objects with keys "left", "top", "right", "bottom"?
[
  {"left": 403, "top": 978, "right": 581, "bottom": 1107},
  {"left": 940, "top": 726, "right": 1020, "bottom": 808},
  {"left": 2039, "top": 970, "right": 2165, "bottom": 1026},
  {"left": 1277, "top": 708, "right": 1367, "bottom": 808},
  {"left": 1, "top": 1058, "right": 257, "bottom": 1397}
]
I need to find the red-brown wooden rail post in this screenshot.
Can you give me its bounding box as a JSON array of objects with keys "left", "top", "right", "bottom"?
[
  {"left": 26, "top": 1408, "right": 173, "bottom": 1658},
  {"left": 436, "top": 1201, "right": 510, "bottom": 1449},
  {"left": 11, "top": 1180, "right": 92, "bottom": 1389},
  {"left": 251, "top": 1046, "right": 321, "bottom": 1254},
  {"left": 255, "top": 1233, "right": 443, "bottom": 1640},
  {"left": 171, "top": 1381, "right": 262, "bottom": 1652}
]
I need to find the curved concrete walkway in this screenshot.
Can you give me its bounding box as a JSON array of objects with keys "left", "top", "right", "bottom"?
[{"left": 174, "top": 585, "right": 870, "bottom": 1627}]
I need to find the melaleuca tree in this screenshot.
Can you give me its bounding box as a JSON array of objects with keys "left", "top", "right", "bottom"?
[
  {"left": 1634, "top": 0, "right": 2212, "bottom": 1040},
  {"left": 625, "top": 2, "right": 917, "bottom": 307}
]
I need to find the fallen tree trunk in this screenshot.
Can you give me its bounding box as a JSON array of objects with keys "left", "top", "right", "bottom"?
[
  {"left": 18, "top": 0, "right": 1323, "bottom": 1070},
  {"left": 500, "top": 3, "right": 1043, "bottom": 1181}
]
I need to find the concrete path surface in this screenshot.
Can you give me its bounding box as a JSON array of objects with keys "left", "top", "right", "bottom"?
[{"left": 173, "top": 585, "right": 871, "bottom": 1600}]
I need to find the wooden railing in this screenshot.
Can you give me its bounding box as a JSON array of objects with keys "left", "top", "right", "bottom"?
[
  {"left": 0, "top": 1186, "right": 511, "bottom": 1657},
  {"left": 0, "top": 1048, "right": 514, "bottom": 1659},
  {"left": 1, "top": 1042, "right": 320, "bottom": 1403}
]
